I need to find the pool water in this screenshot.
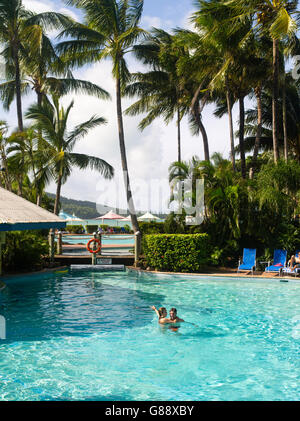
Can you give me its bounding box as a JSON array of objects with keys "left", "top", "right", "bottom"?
[
  {"left": 0, "top": 270, "right": 299, "bottom": 401},
  {"left": 61, "top": 235, "right": 134, "bottom": 246}
]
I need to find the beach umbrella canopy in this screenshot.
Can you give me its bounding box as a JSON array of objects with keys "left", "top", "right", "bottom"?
[
  {"left": 96, "top": 210, "right": 125, "bottom": 220},
  {"left": 138, "top": 212, "right": 160, "bottom": 221}
]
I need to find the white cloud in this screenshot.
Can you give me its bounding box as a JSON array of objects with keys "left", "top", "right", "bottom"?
[{"left": 141, "top": 15, "right": 174, "bottom": 31}]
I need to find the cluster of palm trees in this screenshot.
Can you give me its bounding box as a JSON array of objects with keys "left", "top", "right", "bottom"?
[{"left": 0, "top": 0, "right": 299, "bottom": 237}]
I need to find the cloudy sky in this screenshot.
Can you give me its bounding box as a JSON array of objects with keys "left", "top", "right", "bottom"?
[{"left": 1, "top": 0, "right": 242, "bottom": 214}]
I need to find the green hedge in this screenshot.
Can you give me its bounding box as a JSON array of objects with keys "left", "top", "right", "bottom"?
[
  {"left": 143, "top": 234, "right": 210, "bottom": 272},
  {"left": 86, "top": 225, "right": 99, "bottom": 234},
  {"left": 66, "top": 225, "right": 84, "bottom": 234}
]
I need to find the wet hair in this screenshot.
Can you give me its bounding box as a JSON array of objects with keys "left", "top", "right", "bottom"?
[
  {"left": 170, "top": 308, "right": 177, "bottom": 315},
  {"left": 158, "top": 307, "right": 167, "bottom": 317}
]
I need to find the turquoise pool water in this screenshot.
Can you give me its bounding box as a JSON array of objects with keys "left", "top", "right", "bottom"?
[
  {"left": 0, "top": 270, "right": 299, "bottom": 401},
  {"left": 61, "top": 235, "right": 134, "bottom": 246}
]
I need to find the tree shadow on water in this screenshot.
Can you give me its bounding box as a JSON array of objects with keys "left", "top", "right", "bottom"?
[{"left": 0, "top": 281, "right": 166, "bottom": 343}]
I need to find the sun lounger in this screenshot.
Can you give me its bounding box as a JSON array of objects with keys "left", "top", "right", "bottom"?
[
  {"left": 265, "top": 249, "right": 287, "bottom": 273},
  {"left": 237, "top": 248, "right": 256, "bottom": 274}
]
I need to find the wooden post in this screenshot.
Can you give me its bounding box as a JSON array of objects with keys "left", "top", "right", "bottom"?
[
  {"left": 135, "top": 231, "right": 141, "bottom": 267},
  {"left": 57, "top": 231, "right": 62, "bottom": 255},
  {"left": 48, "top": 229, "right": 55, "bottom": 265},
  {"left": 92, "top": 232, "right": 97, "bottom": 265},
  {"left": 99, "top": 233, "right": 102, "bottom": 256}
]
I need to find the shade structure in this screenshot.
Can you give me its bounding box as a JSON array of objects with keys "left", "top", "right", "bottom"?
[
  {"left": 138, "top": 212, "right": 160, "bottom": 222},
  {"left": 122, "top": 215, "right": 132, "bottom": 221},
  {"left": 96, "top": 210, "right": 125, "bottom": 220},
  {"left": 0, "top": 187, "right": 66, "bottom": 231}
]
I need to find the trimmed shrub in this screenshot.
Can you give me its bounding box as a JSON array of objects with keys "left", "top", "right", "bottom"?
[
  {"left": 66, "top": 225, "right": 84, "bottom": 234},
  {"left": 99, "top": 224, "right": 109, "bottom": 231},
  {"left": 2, "top": 231, "right": 48, "bottom": 272},
  {"left": 86, "top": 225, "right": 99, "bottom": 234},
  {"left": 143, "top": 233, "right": 210, "bottom": 272},
  {"left": 139, "top": 221, "right": 165, "bottom": 234}
]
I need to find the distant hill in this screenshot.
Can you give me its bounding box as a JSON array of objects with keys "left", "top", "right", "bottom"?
[
  {"left": 46, "top": 193, "right": 127, "bottom": 219},
  {"left": 46, "top": 193, "right": 167, "bottom": 219}
]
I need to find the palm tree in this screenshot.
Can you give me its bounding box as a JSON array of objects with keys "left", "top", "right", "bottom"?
[
  {"left": 0, "top": 120, "right": 12, "bottom": 190},
  {"left": 125, "top": 28, "right": 190, "bottom": 163},
  {"left": 238, "top": 75, "right": 300, "bottom": 163},
  {"left": 25, "top": 96, "right": 114, "bottom": 215},
  {"left": 0, "top": 0, "right": 72, "bottom": 131},
  {"left": 56, "top": 0, "right": 146, "bottom": 232},
  {"left": 6, "top": 128, "right": 49, "bottom": 205},
  {"left": 0, "top": 30, "right": 111, "bottom": 111},
  {"left": 216, "top": 0, "right": 298, "bottom": 163}
]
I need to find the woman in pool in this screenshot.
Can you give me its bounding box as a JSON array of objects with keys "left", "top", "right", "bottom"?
[{"left": 151, "top": 306, "right": 168, "bottom": 324}]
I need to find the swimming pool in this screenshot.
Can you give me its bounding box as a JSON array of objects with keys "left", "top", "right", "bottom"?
[
  {"left": 0, "top": 270, "right": 299, "bottom": 401},
  {"left": 61, "top": 235, "right": 134, "bottom": 246}
]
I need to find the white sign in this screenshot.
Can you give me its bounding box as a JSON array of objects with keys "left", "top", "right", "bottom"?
[{"left": 97, "top": 258, "right": 112, "bottom": 265}]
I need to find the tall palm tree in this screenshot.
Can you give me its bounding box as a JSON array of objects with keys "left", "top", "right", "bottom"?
[
  {"left": 125, "top": 28, "right": 190, "bottom": 163},
  {"left": 0, "top": 30, "right": 111, "bottom": 110},
  {"left": 56, "top": 0, "right": 146, "bottom": 232},
  {"left": 207, "top": 0, "right": 298, "bottom": 163},
  {"left": 0, "top": 0, "right": 72, "bottom": 131},
  {"left": 25, "top": 96, "right": 114, "bottom": 215}
]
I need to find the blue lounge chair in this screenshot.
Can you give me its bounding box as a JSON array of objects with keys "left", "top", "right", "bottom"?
[
  {"left": 121, "top": 227, "right": 126, "bottom": 233},
  {"left": 265, "top": 249, "right": 287, "bottom": 273},
  {"left": 237, "top": 248, "right": 256, "bottom": 274}
]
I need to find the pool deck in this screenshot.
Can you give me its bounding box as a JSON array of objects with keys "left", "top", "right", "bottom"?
[{"left": 127, "top": 267, "right": 300, "bottom": 281}]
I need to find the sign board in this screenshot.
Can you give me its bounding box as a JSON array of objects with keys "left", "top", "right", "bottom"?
[{"left": 96, "top": 258, "right": 112, "bottom": 265}]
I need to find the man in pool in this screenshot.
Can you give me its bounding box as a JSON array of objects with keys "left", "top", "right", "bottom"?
[{"left": 169, "top": 308, "right": 184, "bottom": 323}]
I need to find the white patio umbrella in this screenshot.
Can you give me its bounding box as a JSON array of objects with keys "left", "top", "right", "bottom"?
[{"left": 138, "top": 212, "right": 160, "bottom": 222}]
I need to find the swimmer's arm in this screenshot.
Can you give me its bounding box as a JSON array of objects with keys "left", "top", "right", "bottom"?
[{"left": 150, "top": 306, "right": 160, "bottom": 319}]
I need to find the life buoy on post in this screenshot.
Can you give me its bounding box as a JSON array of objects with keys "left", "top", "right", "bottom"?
[{"left": 87, "top": 238, "right": 101, "bottom": 254}]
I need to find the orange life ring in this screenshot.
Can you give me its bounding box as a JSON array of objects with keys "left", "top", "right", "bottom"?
[{"left": 87, "top": 238, "right": 101, "bottom": 254}]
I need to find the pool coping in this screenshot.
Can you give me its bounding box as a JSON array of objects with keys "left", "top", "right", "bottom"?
[{"left": 127, "top": 267, "right": 300, "bottom": 283}]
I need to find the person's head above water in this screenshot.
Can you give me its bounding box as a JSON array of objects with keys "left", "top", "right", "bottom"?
[
  {"left": 169, "top": 308, "right": 177, "bottom": 320},
  {"left": 158, "top": 307, "right": 167, "bottom": 318}
]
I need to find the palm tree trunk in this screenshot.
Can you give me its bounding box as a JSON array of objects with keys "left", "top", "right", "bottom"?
[
  {"left": 226, "top": 88, "right": 236, "bottom": 171},
  {"left": 249, "top": 85, "right": 262, "bottom": 179},
  {"left": 0, "top": 147, "right": 12, "bottom": 191},
  {"left": 282, "top": 74, "right": 288, "bottom": 162},
  {"left": 116, "top": 76, "right": 139, "bottom": 233},
  {"left": 54, "top": 175, "right": 62, "bottom": 215},
  {"left": 238, "top": 96, "right": 246, "bottom": 179},
  {"left": 12, "top": 43, "right": 23, "bottom": 132},
  {"left": 192, "top": 104, "right": 209, "bottom": 161},
  {"left": 272, "top": 38, "right": 280, "bottom": 163},
  {"left": 177, "top": 108, "right": 181, "bottom": 163}
]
